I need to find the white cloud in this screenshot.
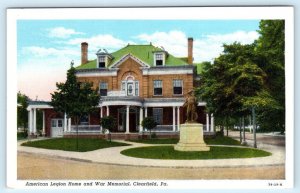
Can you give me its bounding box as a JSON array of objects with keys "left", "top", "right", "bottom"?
[
  {"left": 67, "top": 34, "right": 131, "bottom": 51},
  {"left": 48, "top": 27, "right": 84, "bottom": 38},
  {"left": 135, "top": 30, "right": 259, "bottom": 62},
  {"left": 22, "top": 46, "right": 79, "bottom": 58},
  {"left": 136, "top": 30, "right": 187, "bottom": 57}
]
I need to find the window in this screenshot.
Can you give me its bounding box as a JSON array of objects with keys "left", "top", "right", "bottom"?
[
  {"left": 99, "top": 82, "right": 108, "bottom": 96},
  {"left": 135, "top": 81, "right": 139, "bottom": 96},
  {"left": 51, "top": 120, "right": 57, "bottom": 127},
  {"left": 155, "top": 53, "right": 163, "bottom": 66},
  {"left": 98, "top": 56, "right": 105, "bottom": 67},
  {"left": 127, "top": 82, "right": 134, "bottom": 96},
  {"left": 153, "top": 80, "right": 163, "bottom": 96},
  {"left": 80, "top": 115, "right": 89, "bottom": 125},
  {"left": 57, "top": 120, "right": 63, "bottom": 127},
  {"left": 173, "top": 80, "right": 183, "bottom": 95},
  {"left": 121, "top": 79, "right": 139, "bottom": 96},
  {"left": 121, "top": 82, "right": 126, "bottom": 91},
  {"left": 153, "top": 108, "right": 163, "bottom": 125}
]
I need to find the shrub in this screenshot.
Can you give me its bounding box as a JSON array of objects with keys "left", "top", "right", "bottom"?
[{"left": 141, "top": 117, "right": 157, "bottom": 139}]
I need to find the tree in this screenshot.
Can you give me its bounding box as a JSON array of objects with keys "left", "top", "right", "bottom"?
[
  {"left": 17, "top": 91, "right": 29, "bottom": 137},
  {"left": 51, "top": 66, "right": 100, "bottom": 151},
  {"left": 198, "top": 42, "right": 274, "bottom": 146},
  {"left": 254, "top": 20, "right": 285, "bottom": 133},
  {"left": 141, "top": 117, "right": 157, "bottom": 139},
  {"left": 100, "top": 116, "right": 117, "bottom": 142}
]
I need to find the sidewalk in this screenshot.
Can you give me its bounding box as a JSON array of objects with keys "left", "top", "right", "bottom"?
[{"left": 17, "top": 139, "right": 285, "bottom": 168}]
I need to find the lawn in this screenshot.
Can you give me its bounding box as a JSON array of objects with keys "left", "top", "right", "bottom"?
[
  {"left": 129, "top": 135, "right": 241, "bottom": 146},
  {"left": 21, "top": 138, "right": 130, "bottom": 152},
  {"left": 120, "top": 146, "right": 271, "bottom": 160}
]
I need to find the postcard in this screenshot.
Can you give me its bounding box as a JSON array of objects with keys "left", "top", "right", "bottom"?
[{"left": 7, "top": 7, "right": 294, "bottom": 190}]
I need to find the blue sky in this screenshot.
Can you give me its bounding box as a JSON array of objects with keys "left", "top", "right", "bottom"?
[{"left": 17, "top": 20, "right": 260, "bottom": 100}]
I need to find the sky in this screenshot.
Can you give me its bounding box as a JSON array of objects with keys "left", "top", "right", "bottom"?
[{"left": 17, "top": 20, "right": 260, "bottom": 101}]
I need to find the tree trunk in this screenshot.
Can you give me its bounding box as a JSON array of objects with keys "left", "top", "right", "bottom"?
[
  {"left": 239, "top": 118, "right": 242, "bottom": 143},
  {"left": 74, "top": 117, "right": 80, "bottom": 151}
]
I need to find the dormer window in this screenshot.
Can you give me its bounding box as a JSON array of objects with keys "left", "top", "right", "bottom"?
[
  {"left": 154, "top": 52, "right": 165, "bottom": 66},
  {"left": 98, "top": 56, "right": 106, "bottom": 68},
  {"left": 155, "top": 53, "right": 163, "bottom": 66},
  {"left": 96, "top": 49, "right": 114, "bottom": 68}
]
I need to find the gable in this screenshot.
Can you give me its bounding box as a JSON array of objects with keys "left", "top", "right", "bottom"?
[{"left": 109, "top": 54, "right": 150, "bottom": 69}]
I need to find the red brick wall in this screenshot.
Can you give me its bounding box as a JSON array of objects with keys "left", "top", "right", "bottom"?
[{"left": 77, "top": 57, "right": 194, "bottom": 99}]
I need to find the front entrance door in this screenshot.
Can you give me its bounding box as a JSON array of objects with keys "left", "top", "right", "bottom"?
[
  {"left": 129, "top": 112, "right": 137, "bottom": 132},
  {"left": 118, "top": 107, "right": 139, "bottom": 133},
  {"left": 51, "top": 119, "right": 64, "bottom": 137}
]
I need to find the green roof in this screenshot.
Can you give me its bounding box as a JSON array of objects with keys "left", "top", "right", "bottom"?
[{"left": 76, "top": 44, "right": 188, "bottom": 69}]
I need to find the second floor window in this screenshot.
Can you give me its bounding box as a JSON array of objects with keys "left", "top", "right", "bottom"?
[
  {"left": 99, "top": 82, "right": 108, "bottom": 96},
  {"left": 153, "top": 80, "right": 163, "bottom": 96},
  {"left": 173, "top": 79, "right": 183, "bottom": 95},
  {"left": 98, "top": 56, "right": 105, "bottom": 67}
]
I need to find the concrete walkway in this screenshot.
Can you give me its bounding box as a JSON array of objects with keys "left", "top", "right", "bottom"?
[{"left": 17, "top": 138, "right": 285, "bottom": 168}]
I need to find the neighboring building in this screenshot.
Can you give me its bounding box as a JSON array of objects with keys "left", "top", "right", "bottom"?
[{"left": 26, "top": 38, "right": 215, "bottom": 139}]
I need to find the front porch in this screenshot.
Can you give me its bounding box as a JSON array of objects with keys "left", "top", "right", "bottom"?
[{"left": 27, "top": 98, "right": 216, "bottom": 139}]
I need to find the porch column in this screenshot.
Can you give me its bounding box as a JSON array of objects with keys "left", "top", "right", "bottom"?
[
  {"left": 106, "top": 106, "right": 110, "bottom": 116},
  {"left": 210, "top": 113, "right": 214, "bottom": 132},
  {"left": 28, "top": 109, "right": 32, "bottom": 134},
  {"left": 177, "top": 106, "right": 180, "bottom": 131},
  {"left": 145, "top": 107, "right": 148, "bottom": 117},
  {"left": 42, "top": 110, "right": 45, "bottom": 135},
  {"left": 100, "top": 107, "right": 103, "bottom": 118},
  {"left": 68, "top": 118, "right": 71, "bottom": 132},
  {"left": 139, "top": 107, "right": 143, "bottom": 133},
  {"left": 64, "top": 112, "right": 67, "bottom": 132},
  {"left": 173, "top": 106, "right": 176, "bottom": 132},
  {"left": 126, "top": 105, "right": 130, "bottom": 133},
  {"left": 100, "top": 107, "right": 103, "bottom": 131},
  {"left": 33, "top": 108, "right": 37, "bottom": 135},
  {"left": 206, "top": 113, "right": 210, "bottom": 132}
]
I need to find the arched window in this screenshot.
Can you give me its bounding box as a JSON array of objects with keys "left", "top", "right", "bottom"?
[{"left": 121, "top": 75, "right": 139, "bottom": 96}]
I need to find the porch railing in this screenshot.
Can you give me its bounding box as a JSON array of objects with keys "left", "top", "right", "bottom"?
[{"left": 70, "top": 125, "right": 101, "bottom": 133}]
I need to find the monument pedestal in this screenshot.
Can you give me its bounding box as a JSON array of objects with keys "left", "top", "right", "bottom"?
[{"left": 174, "top": 123, "right": 210, "bottom": 151}]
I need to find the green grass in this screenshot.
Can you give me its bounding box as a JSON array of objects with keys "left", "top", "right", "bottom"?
[
  {"left": 21, "top": 138, "right": 130, "bottom": 152},
  {"left": 129, "top": 138, "right": 179, "bottom": 144},
  {"left": 129, "top": 135, "right": 241, "bottom": 146},
  {"left": 205, "top": 135, "right": 242, "bottom": 146},
  {"left": 121, "top": 146, "right": 271, "bottom": 160}
]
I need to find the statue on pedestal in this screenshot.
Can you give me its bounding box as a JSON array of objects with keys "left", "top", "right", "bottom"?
[
  {"left": 183, "top": 90, "right": 198, "bottom": 123},
  {"left": 175, "top": 89, "right": 210, "bottom": 151}
]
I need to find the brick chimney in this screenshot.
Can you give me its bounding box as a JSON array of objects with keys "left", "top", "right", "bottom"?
[
  {"left": 187, "top": 37, "right": 193, "bottom": 65},
  {"left": 81, "top": 42, "right": 88, "bottom": 65}
]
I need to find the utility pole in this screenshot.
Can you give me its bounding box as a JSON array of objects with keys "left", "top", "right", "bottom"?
[
  {"left": 241, "top": 116, "right": 247, "bottom": 145},
  {"left": 252, "top": 107, "right": 257, "bottom": 148}
]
